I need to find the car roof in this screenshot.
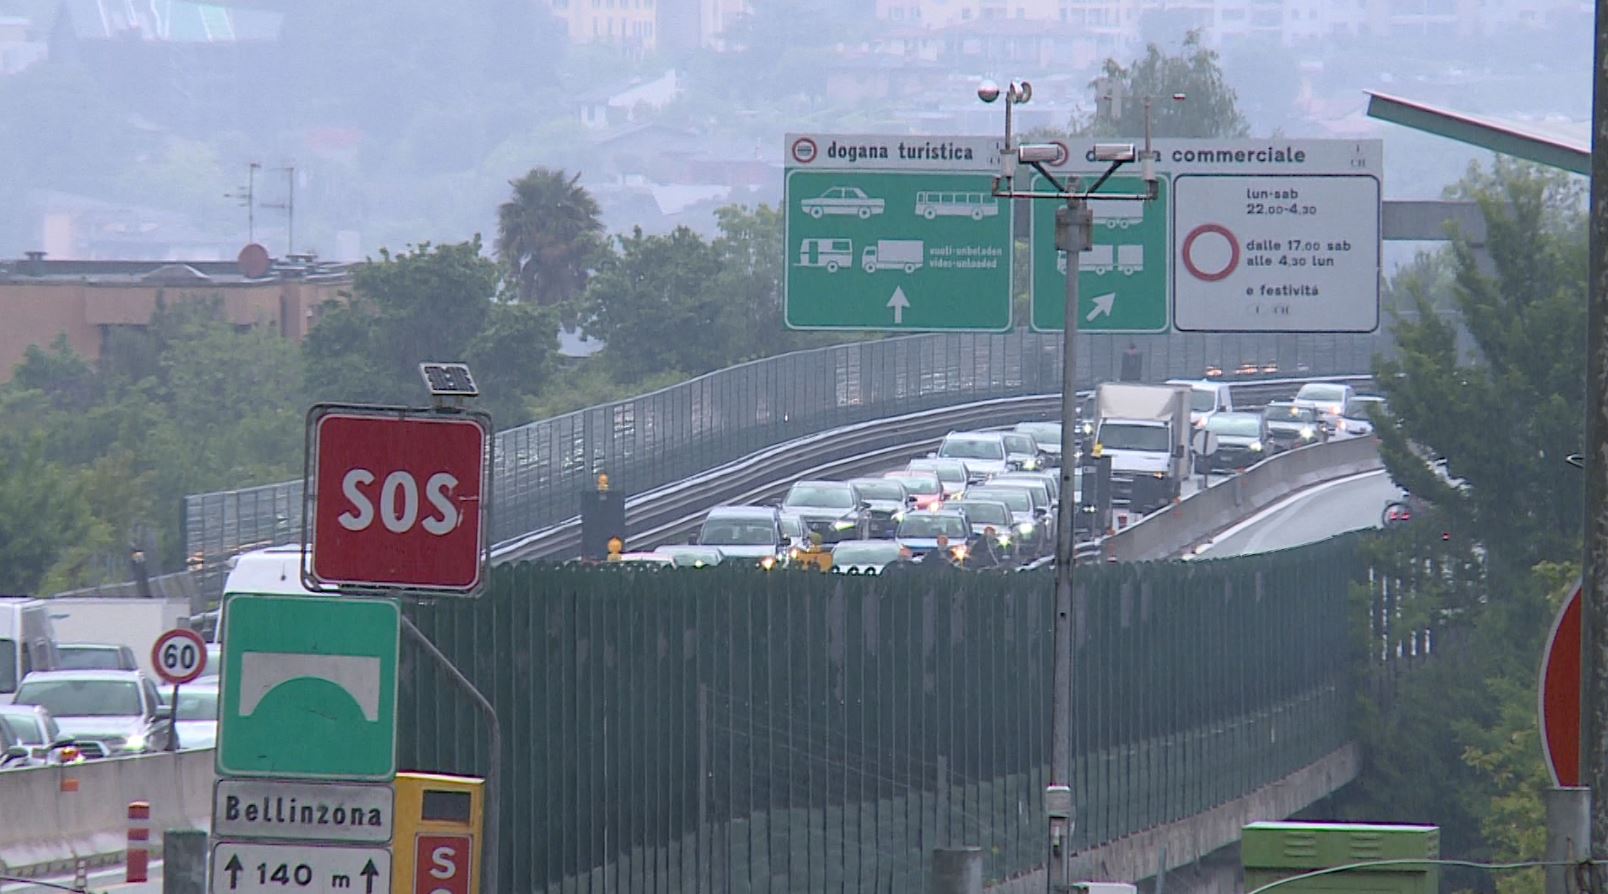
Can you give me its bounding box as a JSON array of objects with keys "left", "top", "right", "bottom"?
[
  {"left": 944, "top": 431, "right": 1003, "bottom": 440},
  {"left": 1210, "top": 411, "right": 1262, "bottom": 422},
  {"left": 885, "top": 470, "right": 938, "bottom": 483},
  {"left": 903, "top": 508, "right": 967, "bottom": 518},
  {"left": 831, "top": 540, "right": 902, "bottom": 550},
  {"left": 19, "top": 669, "right": 147, "bottom": 683},
  {"left": 790, "top": 480, "right": 852, "bottom": 488},
  {"left": 949, "top": 497, "right": 1011, "bottom": 510},
  {"left": 0, "top": 703, "right": 49, "bottom": 716},
  {"left": 704, "top": 506, "right": 777, "bottom": 518},
  {"left": 58, "top": 642, "right": 126, "bottom": 651}
]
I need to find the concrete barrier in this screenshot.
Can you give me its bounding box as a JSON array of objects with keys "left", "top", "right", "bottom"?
[
  {"left": 0, "top": 749, "right": 213, "bottom": 878},
  {"left": 1104, "top": 436, "right": 1383, "bottom": 562}
]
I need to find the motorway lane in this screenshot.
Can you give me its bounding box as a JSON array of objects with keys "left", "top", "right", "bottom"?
[{"left": 1191, "top": 469, "right": 1401, "bottom": 558}]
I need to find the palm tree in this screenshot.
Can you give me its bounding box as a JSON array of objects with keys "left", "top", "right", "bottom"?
[{"left": 496, "top": 168, "right": 604, "bottom": 306}]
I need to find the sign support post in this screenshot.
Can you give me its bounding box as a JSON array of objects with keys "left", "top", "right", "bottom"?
[
  {"left": 399, "top": 616, "right": 500, "bottom": 894},
  {"left": 978, "top": 77, "right": 1159, "bottom": 893}
]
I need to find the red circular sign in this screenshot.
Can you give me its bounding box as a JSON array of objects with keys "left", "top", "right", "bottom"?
[
  {"left": 1540, "top": 581, "right": 1583, "bottom": 786},
  {"left": 1181, "top": 224, "right": 1240, "bottom": 282},
  {"left": 152, "top": 628, "right": 208, "bottom": 685},
  {"left": 791, "top": 137, "right": 818, "bottom": 164},
  {"left": 311, "top": 411, "right": 489, "bottom": 592}
]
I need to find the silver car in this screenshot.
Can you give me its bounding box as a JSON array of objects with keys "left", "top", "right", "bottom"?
[{"left": 13, "top": 670, "right": 173, "bottom": 756}]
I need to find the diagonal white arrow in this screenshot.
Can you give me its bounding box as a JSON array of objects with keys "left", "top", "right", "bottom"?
[
  {"left": 1086, "top": 292, "right": 1116, "bottom": 322},
  {"left": 887, "top": 286, "right": 911, "bottom": 324}
]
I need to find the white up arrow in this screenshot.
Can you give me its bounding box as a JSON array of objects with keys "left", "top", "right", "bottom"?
[
  {"left": 887, "top": 286, "right": 911, "bottom": 324},
  {"left": 1086, "top": 292, "right": 1116, "bottom": 322}
]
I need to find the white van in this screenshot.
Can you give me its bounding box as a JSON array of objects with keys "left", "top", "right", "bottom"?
[
  {"left": 0, "top": 598, "right": 60, "bottom": 705},
  {"left": 1167, "top": 379, "right": 1235, "bottom": 428},
  {"left": 222, "top": 546, "right": 321, "bottom": 600}
]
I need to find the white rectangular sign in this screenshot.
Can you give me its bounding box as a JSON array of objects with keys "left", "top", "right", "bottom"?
[
  {"left": 1172, "top": 174, "right": 1380, "bottom": 332},
  {"left": 211, "top": 842, "right": 391, "bottom": 894},
  {"left": 213, "top": 779, "right": 395, "bottom": 843}
]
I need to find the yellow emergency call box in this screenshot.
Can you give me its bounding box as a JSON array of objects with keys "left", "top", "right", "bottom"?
[{"left": 392, "top": 772, "right": 484, "bottom": 894}]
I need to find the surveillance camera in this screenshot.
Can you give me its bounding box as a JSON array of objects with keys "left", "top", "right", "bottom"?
[
  {"left": 1172, "top": 92, "right": 1187, "bottom": 101},
  {"left": 1010, "top": 80, "right": 1032, "bottom": 104},
  {"left": 1017, "top": 143, "right": 1064, "bottom": 164},
  {"left": 1092, "top": 143, "right": 1137, "bottom": 163},
  {"left": 977, "top": 79, "right": 1001, "bottom": 103}
]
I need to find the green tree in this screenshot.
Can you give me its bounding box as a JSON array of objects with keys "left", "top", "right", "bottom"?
[
  {"left": 1079, "top": 32, "right": 1249, "bottom": 139},
  {"left": 1372, "top": 159, "right": 1586, "bottom": 589},
  {"left": 304, "top": 239, "right": 502, "bottom": 406},
  {"left": 584, "top": 226, "right": 727, "bottom": 380},
  {"left": 496, "top": 168, "right": 604, "bottom": 307},
  {"left": 468, "top": 301, "right": 561, "bottom": 423},
  {"left": 708, "top": 204, "right": 790, "bottom": 360}
]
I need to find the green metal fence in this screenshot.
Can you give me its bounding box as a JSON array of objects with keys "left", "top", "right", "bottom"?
[
  {"left": 183, "top": 330, "right": 1390, "bottom": 594},
  {"left": 397, "top": 534, "right": 1365, "bottom": 893}
]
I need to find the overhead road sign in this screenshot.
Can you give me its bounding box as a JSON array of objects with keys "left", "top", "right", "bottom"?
[
  {"left": 217, "top": 594, "right": 400, "bottom": 781},
  {"left": 1030, "top": 173, "right": 1169, "bottom": 333},
  {"left": 784, "top": 133, "right": 1013, "bottom": 332},
  {"left": 213, "top": 779, "right": 396, "bottom": 843},
  {"left": 305, "top": 407, "right": 490, "bottom": 594},
  {"left": 1027, "top": 139, "right": 1383, "bottom": 334},
  {"left": 1365, "top": 91, "right": 1587, "bottom": 176},
  {"left": 211, "top": 841, "right": 390, "bottom": 894}
]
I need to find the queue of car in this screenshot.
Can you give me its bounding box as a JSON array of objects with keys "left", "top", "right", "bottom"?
[{"left": 616, "top": 424, "right": 1066, "bottom": 574}]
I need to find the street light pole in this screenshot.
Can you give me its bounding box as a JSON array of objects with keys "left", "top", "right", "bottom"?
[{"left": 979, "top": 77, "right": 1157, "bottom": 893}]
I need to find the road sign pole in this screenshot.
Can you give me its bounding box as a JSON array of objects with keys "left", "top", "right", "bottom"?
[
  {"left": 1587, "top": 0, "right": 1608, "bottom": 864},
  {"left": 400, "top": 616, "right": 500, "bottom": 894},
  {"left": 1546, "top": 786, "right": 1591, "bottom": 894},
  {"left": 1048, "top": 193, "right": 1090, "bottom": 894}
]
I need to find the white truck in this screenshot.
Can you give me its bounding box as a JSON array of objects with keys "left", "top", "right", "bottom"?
[
  {"left": 45, "top": 595, "right": 192, "bottom": 680},
  {"left": 1093, "top": 382, "right": 1192, "bottom": 513},
  {"left": 861, "top": 240, "right": 924, "bottom": 274}
]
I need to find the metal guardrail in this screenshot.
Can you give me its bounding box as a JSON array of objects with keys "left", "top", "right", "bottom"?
[{"left": 178, "top": 330, "right": 1388, "bottom": 599}]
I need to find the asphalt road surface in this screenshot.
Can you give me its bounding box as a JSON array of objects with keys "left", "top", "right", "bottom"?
[{"left": 1192, "top": 469, "right": 1402, "bottom": 559}]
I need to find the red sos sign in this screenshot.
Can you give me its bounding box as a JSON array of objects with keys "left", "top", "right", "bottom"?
[
  {"left": 310, "top": 411, "right": 488, "bottom": 592},
  {"left": 414, "top": 835, "right": 472, "bottom": 894}
]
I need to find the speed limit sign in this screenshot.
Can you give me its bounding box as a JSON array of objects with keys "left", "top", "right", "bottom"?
[{"left": 152, "top": 628, "right": 207, "bottom": 685}]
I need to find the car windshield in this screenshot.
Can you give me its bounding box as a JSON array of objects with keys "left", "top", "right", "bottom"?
[
  {"left": 888, "top": 472, "right": 940, "bottom": 494},
  {"left": 1207, "top": 415, "right": 1261, "bottom": 437},
  {"left": 1098, "top": 423, "right": 1172, "bottom": 452},
  {"left": 939, "top": 438, "right": 1004, "bottom": 460},
  {"left": 785, "top": 484, "right": 855, "bottom": 509},
  {"left": 1016, "top": 423, "right": 1061, "bottom": 446},
  {"left": 58, "top": 647, "right": 124, "bottom": 671},
  {"left": 833, "top": 543, "right": 901, "bottom": 564},
  {"left": 176, "top": 688, "right": 218, "bottom": 722},
  {"left": 1296, "top": 384, "right": 1346, "bottom": 403},
  {"left": 1002, "top": 434, "right": 1036, "bottom": 455},
  {"left": 952, "top": 501, "right": 1010, "bottom": 525},
  {"left": 1190, "top": 389, "right": 1217, "bottom": 411},
  {"left": 0, "top": 639, "right": 15, "bottom": 693},
  {"left": 0, "top": 712, "right": 42, "bottom": 744},
  {"left": 965, "top": 489, "right": 1031, "bottom": 512},
  {"left": 898, "top": 515, "right": 969, "bottom": 538},
  {"left": 1264, "top": 405, "right": 1316, "bottom": 425},
  {"left": 850, "top": 480, "right": 906, "bottom": 501},
  {"left": 698, "top": 519, "right": 777, "bottom": 546},
  {"left": 909, "top": 461, "right": 965, "bottom": 484},
  {"left": 16, "top": 679, "right": 141, "bottom": 717}
]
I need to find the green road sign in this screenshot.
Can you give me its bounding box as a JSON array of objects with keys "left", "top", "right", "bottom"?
[
  {"left": 784, "top": 134, "right": 1012, "bottom": 331},
  {"left": 1031, "top": 173, "right": 1170, "bottom": 333},
  {"left": 217, "top": 594, "right": 399, "bottom": 781}
]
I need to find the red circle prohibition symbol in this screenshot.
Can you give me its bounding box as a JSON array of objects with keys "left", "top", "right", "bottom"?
[
  {"left": 1181, "top": 223, "right": 1240, "bottom": 282},
  {"left": 791, "top": 137, "right": 819, "bottom": 164}
]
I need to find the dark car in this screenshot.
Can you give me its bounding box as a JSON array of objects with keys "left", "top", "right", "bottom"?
[
  {"left": 1201, "top": 412, "right": 1271, "bottom": 471},
  {"left": 1262, "top": 402, "right": 1325, "bottom": 449},
  {"left": 782, "top": 480, "right": 869, "bottom": 543},
  {"left": 845, "top": 477, "right": 914, "bottom": 539}
]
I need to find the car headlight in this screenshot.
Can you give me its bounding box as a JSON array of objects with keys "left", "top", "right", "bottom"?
[
  {"left": 892, "top": 510, "right": 906, "bottom": 522},
  {"left": 759, "top": 556, "right": 777, "bottom": 570},
  {"left": 951, "top": 545, "right": 968, "bottom": 561},
  {"left": 1299, "top": 426, "right": 1314, "bottom": 439},
  {"left": 1250, "top": 441, "right": 1263, "bottom": 452},
  {"left": 833, "top": 519, "right": 857, "bottom": 530},
  {"left": 1022, "top": 458, "right": 1039, "bottom": 470},
  {"left": 997, "top": 535, "right": 1012, "bottom": 547},
  {"left": 1017, "top": 522, "right": 1035, "bottom": 535},
  {"left": 122, "top": 732, "right": 147, "bottom": 752}
]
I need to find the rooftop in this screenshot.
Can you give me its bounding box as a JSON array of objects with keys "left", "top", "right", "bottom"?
[{"left": 0, "top": 254, "right": 353, "bottom": 285}]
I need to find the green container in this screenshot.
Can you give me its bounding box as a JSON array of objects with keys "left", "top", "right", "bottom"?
[{"left": 1242, "top": 822, "right": 1440, "bottom": 894}]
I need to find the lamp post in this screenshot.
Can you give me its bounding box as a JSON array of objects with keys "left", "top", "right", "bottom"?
[{"left": 978, "top": 78, "right": 1159, "bottom": 892}]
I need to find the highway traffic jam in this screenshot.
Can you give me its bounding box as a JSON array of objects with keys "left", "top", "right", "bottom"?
[{"left": 608, "top": 377, "right": 1383, "bottom": 574}]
